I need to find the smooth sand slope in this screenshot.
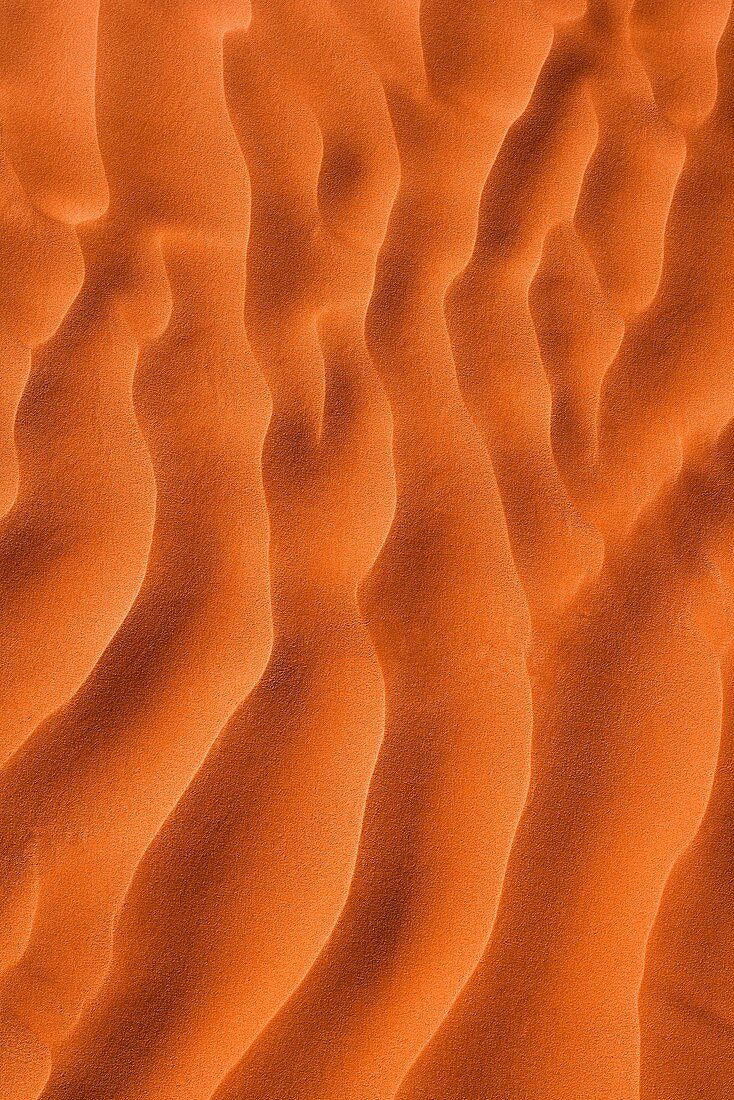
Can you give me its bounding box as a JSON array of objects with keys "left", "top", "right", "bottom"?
[{"left": 2, "top": 0, "right": 734, "bottom": 1098}]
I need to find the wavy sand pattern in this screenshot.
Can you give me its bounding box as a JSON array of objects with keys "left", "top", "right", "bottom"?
[{"left": 1, "top": 0, "right": 733, "bottom": 1096}]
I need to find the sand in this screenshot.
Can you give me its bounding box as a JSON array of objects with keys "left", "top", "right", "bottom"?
[{"left": 1, "top": 0, "right": 733, "bottom": 1097}]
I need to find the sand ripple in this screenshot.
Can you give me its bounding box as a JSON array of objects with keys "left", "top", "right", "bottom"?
[{"left": 1, "top": 1, "right": 733, "bottom": 1097}]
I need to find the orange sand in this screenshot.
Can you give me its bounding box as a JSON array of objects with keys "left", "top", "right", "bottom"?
[{"left": 1, "top": 1, "right": 733, "bottom": 1098}]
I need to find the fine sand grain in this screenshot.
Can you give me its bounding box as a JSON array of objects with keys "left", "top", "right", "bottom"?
[{"left": 2, "top": 1, "right": 734, "bottom": 1098}]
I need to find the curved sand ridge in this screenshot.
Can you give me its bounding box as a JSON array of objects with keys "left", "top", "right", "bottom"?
[
  {"left": 0, "top": 0, "right": 273, "bottom": 1095},
  {"left": 1, "top": 0, "right": 734, "bottom": 1098},
  {"left": 35, "top": 4, "right": 397, "bottom": 1097}
]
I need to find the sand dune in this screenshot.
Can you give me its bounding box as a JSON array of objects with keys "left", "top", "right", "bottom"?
[
  {"left": 33, "top": 7, "right": 396, "bottom": 1097},
  {"left": 0, "top": 0, "right": 154, "bottom": 768},
  {"left": 2, "top": 0, "right": 734, "bottom": 1097}
]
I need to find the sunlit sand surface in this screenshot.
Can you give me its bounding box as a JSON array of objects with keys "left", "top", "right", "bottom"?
[{"left": 1, "top": 1, "right": 733, "bottom": 1097}]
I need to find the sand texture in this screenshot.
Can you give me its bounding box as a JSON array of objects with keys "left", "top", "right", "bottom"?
[{"left": 1, "top": 0, "right": 733, "bottom": 1096}]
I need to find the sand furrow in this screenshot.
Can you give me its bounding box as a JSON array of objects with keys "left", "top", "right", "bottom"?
[
  {"left": 398, "top": 426, "right": 734, "bottom": 1097},
  {"left": 32, "top": 6, "right": 396, "bottom": 1098},
  {"left": 592, "top": 8, "right": 734, "bottom": 535},
  {"left": 0, "top": 1, "right": 273, "bottom": 1095},
  {"left": 3, "top": 0, "right": 734, "bottom": 1096},
  {"left": 0, "top": 0, "right": 160, "bottom": 768},
  {"left": 397, "top": 4, "right": 734, "bottom": 1097},
  {"left": 199, "top": 5, "right": 555, "bottom": 1098}
]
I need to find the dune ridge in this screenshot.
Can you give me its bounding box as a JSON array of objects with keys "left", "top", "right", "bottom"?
[
  {"left": 0, "top": 1, "right": 273, "bottom": 1095},
  {"left": 2, "top": 0, "right": 734, "bottom": 1098},
  {"left": 33, "top": 6, "right": 397, "bottom": 1097},
  {"left": 0, "top": 0, "right": 155, "bottom": 773}
]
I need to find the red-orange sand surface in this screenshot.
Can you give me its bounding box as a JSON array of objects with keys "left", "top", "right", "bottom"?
[{"left": 1, "top": 0, "right": 733, "bottom": 1097}]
